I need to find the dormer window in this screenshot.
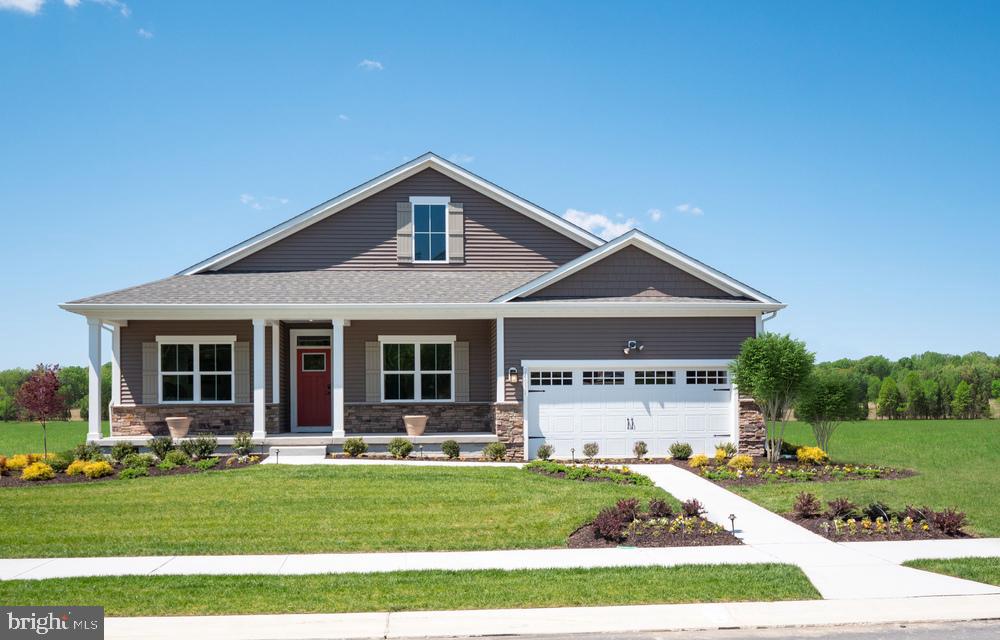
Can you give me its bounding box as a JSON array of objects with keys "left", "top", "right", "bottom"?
[{"left": 410, "top": 196, "right": 449, "bottom": 262}]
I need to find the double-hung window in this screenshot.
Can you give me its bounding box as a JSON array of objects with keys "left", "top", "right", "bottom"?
[
  {"left": 158, "top": 337, "right": 234, "bottom": 403},
  {"left": 411, "top": 197, "right": 448, "bottom": 262},
  {"left": 381, "top": 337, "right": 454, "bottom": 402}
]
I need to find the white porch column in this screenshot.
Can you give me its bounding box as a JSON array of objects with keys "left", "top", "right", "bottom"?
[
  {"left": 252, "top": 318, "right": 266, "bottom": 439},
  {"left": 271, "top": 322, "right": 280, "bottom": 404},
  {"left": 87, "top": 317, "right": 102, "bottom": 443},
  {"left": 331, "top": 319, "right": 345, "bottom": 437},
  {"left": 495, "top": 316, "right": 506, "bottom": 403},
  {"left": 110, "top": 323, "right": 121, "bottom": 406}
]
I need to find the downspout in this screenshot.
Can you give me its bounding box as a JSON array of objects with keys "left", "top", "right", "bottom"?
[{"left": 759, "top": 311, "right": 778, "bottom": 334}]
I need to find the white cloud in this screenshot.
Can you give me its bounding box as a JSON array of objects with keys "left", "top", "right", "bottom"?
[
  {"left": 562, "top": 208, "right": 638, "bottom": 240},
  {"left": 63, "top": 0, "right": 80, "bottom": 7},
  {"left": 448, "top": 153, "right": 474, "bottom": 164},
  {"left": 136, "top": 27, "right": 152, "bottom": 38},
  {"left": 240, "top": 194, "right": 289, "bottom": 211},
  {"left": 648, "top": 208, "right": 663, "bottom": 222},
  {"left": 94, "top": 0, "right": 128, "bottom": 15},
  {"left": 337, "top": 114, "right": 349, "bottom": 121},
  {"left": 0, "top": 0, "right": 45, "bottom": 14},
  {"left": 675, "top": 203, "right": 704, "bottom": 216},
  {"left": 358, "top": 59, "right": 384, "bottom": 71}
]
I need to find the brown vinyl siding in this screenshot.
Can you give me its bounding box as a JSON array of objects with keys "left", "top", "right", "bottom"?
[
  {"left": 503, "top": 316, "right": 755, "bottom": 400},
  {"left": 220, "top": 169, "right": 589, "bottom": 272},
  {"left": 525, "top": 246, "right": 737, "bottom": 300}
]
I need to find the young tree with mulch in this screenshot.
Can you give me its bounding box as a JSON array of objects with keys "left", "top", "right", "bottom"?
[
  {"left": 731, "top": 333, "right": 814, "bottom": 462},
  {"left": 795, "top": 369, "right": 865, "bottom": 456},
  {"left": 15, "top": 364, "right": 66, "bottom": 457}
]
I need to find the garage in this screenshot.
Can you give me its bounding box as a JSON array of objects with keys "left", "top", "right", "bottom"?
[{"left": 524, "top": 362, "right": 737, "bottom": 459}]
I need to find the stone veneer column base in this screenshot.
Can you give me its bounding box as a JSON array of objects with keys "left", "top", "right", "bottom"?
[
  {"left": 111, "top": 404, "right": 282, "bottom": 437},
  {"left": 491, "top": 402, "right": 524, "bottom": 461},
  {"left": 737, "top": 397, "right": 767, "bottom": 457}
]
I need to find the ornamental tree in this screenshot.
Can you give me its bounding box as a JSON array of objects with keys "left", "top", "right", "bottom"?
[
  {"left": 15, "top": 364, "right": 66, "bottom": 457},
  {"left": 795, "top": 369, "right": 865, "bottom": 455},
  {"left": 731, "top": 333, "right": 815, "bottom": 462}
]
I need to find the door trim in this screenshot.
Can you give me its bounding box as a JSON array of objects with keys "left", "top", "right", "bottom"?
[{"left": 290, "top": 328, "right": 334, "bottom": 432}]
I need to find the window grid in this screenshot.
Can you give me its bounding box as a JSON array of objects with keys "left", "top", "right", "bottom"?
[
  {"left": 582, "top": 370, "right": 625, "bottom": 385},
  {"left": 382, "top": 342, "right": 453, "bottom": 401},
  {"left": 160, "top": 342, "right": 233, "bottom": 403},
  {"left": 412, "top": 203, "right": 448, "bottom": 262},
  {"left": 529, "top": 371, "right": 573, "bottom": 386},
  {"left": 635, "top": 370, "right": 675, "bottom": 385},
  {"left": 686, "top": 370, "right": 728, "bottom": 385}
]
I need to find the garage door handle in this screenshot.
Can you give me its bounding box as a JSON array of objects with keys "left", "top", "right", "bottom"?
[
  {"left": 528, "top": 389, "right": 546, "bottom": 393},
  {"left": 714, "top": 387, "right": 730, "bottom": 391}
]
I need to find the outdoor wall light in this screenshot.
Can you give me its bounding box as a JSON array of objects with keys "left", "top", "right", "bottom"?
[
  {"left": 507, "top": 367, "right": 519, "bottom": 384},
  {"left": 623, "top": 339, "right": 645, "bottom": 355}
]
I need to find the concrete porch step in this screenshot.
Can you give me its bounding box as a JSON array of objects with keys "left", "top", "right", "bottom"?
[{"left": 266, "top": 445, "right": 327, "bottom": 459}]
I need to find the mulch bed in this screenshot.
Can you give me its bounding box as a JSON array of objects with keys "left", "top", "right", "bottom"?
[
  {"left": 568, "top": 516, "right": 742, "bottom": 548},
  {"left": 0, "top": 456, "right": 264, "bottom": 488},
  {"left": 666, "top": 458, "right": 915, "bottom": 486},
  {"left": 786, "top": 514, "right": 973, "bottom": 541}
]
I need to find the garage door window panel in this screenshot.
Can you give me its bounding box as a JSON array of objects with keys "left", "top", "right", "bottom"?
[
  {"left": 530, "top": 371, "right": 573, "bottom": 386},
  {"left": 635, "top": 370, "right": 674, "bottom": 385},
  {"left": 686, "top": 370, "right": 728, "bottom": 385},
  {"left": 582, "top": 371, "right": 624, "bottom": 385}
]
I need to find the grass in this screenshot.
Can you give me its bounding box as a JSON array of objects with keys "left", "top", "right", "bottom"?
[
  {"left": 732, "top": 420, "right": 1000, "bottom": 536},
  {"left": 0, "top": 420, "right": 109, "bottom": 456},
  {"left": 0, "top": 464, "right": 674, "bottom": 558},
  {"left": 903, "top": 558, "right": 1000, "bottom": 586},
  {"left": 0, "top": 564, "right": 819, "bottom": 616}
]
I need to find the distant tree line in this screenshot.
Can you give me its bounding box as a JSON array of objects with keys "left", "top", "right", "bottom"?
[
  {"left": 818, "top": 352, "right": 999, "bottom": 420},
  {"left": 0, "top": 363, "right": 111, "bottom": 421}
]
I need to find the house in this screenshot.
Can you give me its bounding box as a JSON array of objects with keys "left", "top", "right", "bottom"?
[{"left": 61, "top": 153, "right": 783, "bottom": 460}]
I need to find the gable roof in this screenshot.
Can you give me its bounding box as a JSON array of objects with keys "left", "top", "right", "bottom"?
[
  {"left": 180, "top": 153, "right": 603, "bottom": 275},
  {"left": 493, "top": 229, "right": 781, "bottom": 304}
]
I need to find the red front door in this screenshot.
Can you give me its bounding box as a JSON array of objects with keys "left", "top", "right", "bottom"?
[{"left": 297, "top": 348, "right": 331, "bottom": 427}]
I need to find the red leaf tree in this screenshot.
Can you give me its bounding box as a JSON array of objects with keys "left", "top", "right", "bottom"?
[{"left": 16, "top": 364, "right": 66, "bottom": 457}]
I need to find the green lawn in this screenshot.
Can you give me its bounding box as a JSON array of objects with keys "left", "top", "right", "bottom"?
[
  {"left": 903, "top": 557, "right": 1000, "bottom": 587},
  {"left": 732, "top": 420, "right": 1000, "bottom": 536},
  {"left": 0, "top": 565, "right": 819, "bottom": 616},
  {"left": 0, "top": 464, "right": 673, "bottom": 558},
  {"left": 0, "top": 420, "right": 109, "bottom": 456}
]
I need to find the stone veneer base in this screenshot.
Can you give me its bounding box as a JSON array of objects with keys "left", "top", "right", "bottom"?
[
  {"left": 737, "top": 397, "right": 767, "bottom": 457},
  {"left": 111, "top": 404, "right": 282, "bottom": 437}
]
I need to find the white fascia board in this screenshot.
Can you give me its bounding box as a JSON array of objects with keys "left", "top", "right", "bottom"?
[
  {"left": 494, "top": 229, "right": 780, "bottom": 304},
  {"left": 521, "top": 359, "right": 733, "bottom": 369},
  {"left": 180, "top": 154, "right": 602, "bottom": 275}
]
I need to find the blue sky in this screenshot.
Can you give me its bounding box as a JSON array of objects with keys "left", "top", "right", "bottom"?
[{"left": 1, "top": 0, "right": 998, "bottom": 368}]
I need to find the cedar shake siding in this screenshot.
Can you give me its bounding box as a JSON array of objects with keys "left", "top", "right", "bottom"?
[
  {"left": 502, "top": 316, "right": 756, "bottom": 400},
  {"left": 220, "top": 169, "right": 590, "bottom": 272},
  {"left": 523, "top": 245, "right": 738, "bottom": 300}
]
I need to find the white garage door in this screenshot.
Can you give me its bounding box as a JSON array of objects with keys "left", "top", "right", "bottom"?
[{"left": 526, "top": 365, "right": 735, "bottom": 459}]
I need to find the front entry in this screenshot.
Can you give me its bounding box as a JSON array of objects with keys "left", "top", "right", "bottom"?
[{"left": 296, "top": 348, "right": 331, "bottom": 427}]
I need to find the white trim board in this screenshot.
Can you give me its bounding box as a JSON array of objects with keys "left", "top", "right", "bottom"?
[
  {"left": 179, "top": 153, "right": 602, "bottom": 275},
  {"left": 494, "top": 229, "right": 780, "bottom": 304}
]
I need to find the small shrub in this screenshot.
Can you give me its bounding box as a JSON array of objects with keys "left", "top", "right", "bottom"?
[
  {"left": 593, "top": 507, "right": 626, "bottom": 542},
  {"left": 65, "top": 459, "right": 89, "bottom": 476},
  {"left": 163, "top": 450, "right": 190, "bottom": 466},
  {"left": 440, "top": 439, "right": 460, "bottom": 459},
  {"left": 582, "top": 442, "right": 599, "bottom": 460},
  {"left": 82, "top": 460, "right": 114, "bottom": 479},
  {"left": 903, "top": 505, "right": 931, "bottom": 523},
  {"left": 633, "top": 441, "right": 648, "bottom": 460},
  {"left": 615, "top": 497, "right": 640, "bottom": 521},
  {"left": 193, "top": 457, "right": 219, "bottom": 471},
  {"left": 119, "top": 467, "right": 149, "bottom": 480},
  {"left": 536, "top": 443, "right": 554, "bottom": 460},
  {"left": 48, "top": 450, "right": 75, "bottom": 473},
  {"left": 648, "top": 498, "right": 673, "bottom": 518},
  {"left": 180, "top": 436, "right": 218, "bottom": 461},
  {"left": 482, "top": 441, "right": 507, "bottom": 461},
  {"left": 826, "top": 497, "right": 858, "bottom": 519},
  {"left": 232, "top": 432, "right": 254, "bottom": 457},
  {"left": 931, "top": 508, "right": 967, "bottom": 536},
  {"left": 157, "top": 461, "right": 178, "bottom": 472},
  {"left": 863, "top": 502, "right": 893, "bottom": 521},
  {"left": 780, "top": 441, "right": 800, "bottom": 456},
  {"left": 688, "top": 454, "right": 710, "bottom": 469},
  {"left": 342, "top": 437, "right": 368, "bottom": 458},
  {"left": 0, "top": 455, "right": 6, "bottom": 475},
  {"left": 121, "top": 453, "right": 155, "bottom": 469},
  {"left": 149, "top": 436, "right": 175, "bottom": 460},
  {"left": 5, "top": 454, "right": 31, "bottom": 471},
  {"left": 727, "top": 454, "right": 754, "bottom": 471},
  {"left": 72, "top": 442, "right": 104, "bottom": 462},
  {"left": 716, "top": 442, "right": 737, "bottom": 458},
  {"left": 669, "top": 442, "right": 693, "bottom": 460},
  {"left": 110, "top": 442, "right": 137, "bottom": 463},
  {"left": 21, "top": 462, "right": 55, "bottom": 481},
  {"left": 793, "top": 492, "right": 822, "bottom": 519},
  {"left": 681, "top": 499, "right": 705, "bottom": 517},
  {"left": 796, "top": 446, "right": 829, "bottom": 465},
  {"left": 387, "top": 437, "right": 413, "bottom": 459}
]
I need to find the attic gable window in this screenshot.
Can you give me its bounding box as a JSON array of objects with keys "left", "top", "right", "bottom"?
[{"left": 410, "top": 196, "right": 449, "bottom": 262}]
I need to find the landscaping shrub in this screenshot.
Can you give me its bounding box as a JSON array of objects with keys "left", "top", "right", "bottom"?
[
  {"left": 903, "top": 505, "right": 931, "bottom": 523},
  {"left": 121, "top": 453, "right": 155, "bottom": 469},
  {"left": 826, "top": 498, "right": 858, "bottom": 519},
  {"left": 82, "top": 460, "right": 114, "bottom": 479},
  {"left": 110, "top": 442, "right": 137, "bottom": 463},
  {"left": 158, "top": 450, "right": 188, "bottom": 467},
  {"left": 793, "top": 492, "right": 822, "bottom": 519},
  {"left": 681, "top": 499, "right": 705, "bottom": 517},
  {"left": 716, "top": 441, "right": 737, "bottom": 458},
  {"left": 648, "top": 498, "right": 673, "bottom": 518},
  {"left": 387, "top": 437, "right": 413, "bottom": 459},
  {"left": 21, "top": 462, "right": 55, "bottom": 481},
  {"left": 669, "top": 442, "right": 693, "bottom": 460},
  {"left": 482, "top": 442, "right": 507, "bottom": 461},
  {"left": 931, "top": 508, "right": 968, "bottom": 536},
  {"left": 535, "top": 443, "right": 554, "bottom": 460},
  {"left": 796, "top": 446, "right": 829, "bottom": 465},
  {"left": 342, "top": 437, "right": 368, "bottom": 458},
  {"left": 593, "top": 506, "right": 626, "bottom": 542},
  {"left": 780, "top": 441, "right": 800, "bottom": 456},
  {"left": 232, "top": 432, "right": 254, "bottom": 458},
  {"left": 0, "top": 455, "right": 6, "bottom": 476},
  {"left": 727, "top": 454, "right": 754, "bottom": 471},
  {"left": 862, "top": 502, "right": 893, "bottom": 521},
  {"left": 48, "top": 450, "right": 75, "bottom": 473},
  {"left": 524, "top": 460, "right": 653, "bottom": 486},
  {"left": 119, "top": 467, "right": 149, "bottom": 480},
  {"left": 149, "top": 436, "right": 175, "bottom": 460},
  {"left": 615, "top": 498, "right": 640, "bottom": 522},
  {"left": 72, "top": 442, "right": 103, "bottom": 462},
  {"left": 180, "top": 436, "right": 218, "bottom": 461},
  {"left": 688, "top": 454, "right": 710, "bottom": 468},
  {"left": 5, "top": 454, "right": 32, "bottom": 471},
  {"left": 193, "top": 458, "right": 220, "bottom": 471},
  {"left": 633, "top": 441, "right": 648, "bottom": 459},
  {"left": 582, "top": 442, "right": 599, "bottom": 460},
  {"left": 65, "top": 459, "right": 88, "bottom": 476},
  {"left": 157, "top": 461, "right": 178, "bottom": 472},
  {"left": 440, "top": 439, "right": 460, "bottom": 459}
]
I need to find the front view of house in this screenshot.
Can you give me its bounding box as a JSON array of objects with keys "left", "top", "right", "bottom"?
[{"left": 62, "top": 154, "right": 783, "bottom": 459}]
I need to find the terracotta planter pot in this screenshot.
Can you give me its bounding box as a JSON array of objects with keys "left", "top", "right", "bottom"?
[
  {"left": 165, "top": 416, "right": 192, "bottom": 439},
  {"left": 403, "top": 415, "right": 428, "bottom": 437}
]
